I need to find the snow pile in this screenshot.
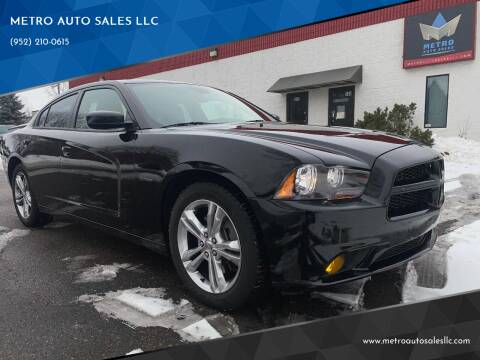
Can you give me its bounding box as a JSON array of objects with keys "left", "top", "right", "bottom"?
[
  {"left": 434, "top": 136, "right": 480, "bottom": 180},
  {"left": 403, "top": 220, "right": 480, "bottom": 302}
]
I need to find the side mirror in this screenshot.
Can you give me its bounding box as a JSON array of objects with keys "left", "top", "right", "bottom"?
[{"left": 86, "top": 111, "right": 134, "bottom": 130}]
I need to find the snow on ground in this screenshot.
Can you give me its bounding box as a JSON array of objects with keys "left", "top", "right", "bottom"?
[
  {"left": 401, "top": 136, "right": 480, "bottom": 302},
  {"left": 444, "top": 180, "right": 462, "bottom": 193},
  {"left": 78, "top": 287, "right": 198, "bottom": 329},
  {"left": 116, "top": 291, "right": 189, "bottom": 317},
  {"left": 177, "top": 319, "right": 222, "bottom": 342},
  {"left": 403, "top": 220, "right": 480, "bottom": 302},
  {"left": 0, "top": 227, "right": 30, "bottom": 253},
  {"left": 434, "top": 136, "right": 480, "bottom": 180},
  {"left": 125, "top": 349, "right": 143, "bottom": 355},
  {"left": 62, "top": 255, "right": 97, "bottom": 271},
  {"left": 78, "top": 287, "right": 239, "bottom": 342},
  {"left": 62, "top": 256, "right": 141, "bottom": 283},
  {"left": 75, "top": 263, "right": 137, "bottom": 283}
]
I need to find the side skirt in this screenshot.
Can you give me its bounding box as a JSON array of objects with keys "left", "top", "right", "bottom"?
[{"left": 38, "top": 205, "right": 169, "bottom": 255}]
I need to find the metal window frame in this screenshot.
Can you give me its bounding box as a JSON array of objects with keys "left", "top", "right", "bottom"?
[{"left": 424, "top": 74, "right": 449, "bottom": 129}]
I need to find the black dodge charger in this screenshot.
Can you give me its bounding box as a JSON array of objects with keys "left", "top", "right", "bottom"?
[{"left": 0, "top": 80, "right": 444, "bottom": 309}]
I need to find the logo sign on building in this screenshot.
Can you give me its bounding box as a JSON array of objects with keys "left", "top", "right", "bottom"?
[{"left": 403, "top": 2, "right": 476, "bottom": 68}]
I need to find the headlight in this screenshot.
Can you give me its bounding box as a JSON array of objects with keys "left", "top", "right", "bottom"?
[
  {"left": 275, "top": 165, "right": 369, "bottom": 200},
  {"left": 295, "top": 164, "right": 317, "bottom": 195}
]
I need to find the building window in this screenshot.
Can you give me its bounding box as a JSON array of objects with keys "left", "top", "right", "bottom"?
[{"left": 425, "top": 75, "right": 449, "bottom": 128}]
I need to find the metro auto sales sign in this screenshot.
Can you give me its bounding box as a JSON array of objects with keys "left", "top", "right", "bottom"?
[{"left": 403, "top": 2, "right": 476, "bottom": 68}]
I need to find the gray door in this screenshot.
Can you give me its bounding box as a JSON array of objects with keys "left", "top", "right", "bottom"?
[{"left": 287, "top": 92, "right": 308, "bottom": 124}]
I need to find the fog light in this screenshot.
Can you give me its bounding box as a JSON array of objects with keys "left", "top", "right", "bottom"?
[{"left": 325, "top": 255, "right": 345, "bottom": 274}]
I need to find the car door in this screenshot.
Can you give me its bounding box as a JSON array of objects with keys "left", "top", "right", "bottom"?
[
  {"left": 56, "top": 86, "right": 138, "bottom": 228},
  {"left": 25, "top": 94, "right": 78, "bottom": 211}
]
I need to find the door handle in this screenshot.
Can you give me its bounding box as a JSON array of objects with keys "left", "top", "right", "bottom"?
[{"left": 61, "top": 145, "right": 72, "bottom": 157}]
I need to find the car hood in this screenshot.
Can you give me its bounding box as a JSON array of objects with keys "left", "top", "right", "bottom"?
[
  {"left": 149, "top": 122, "right": 415, "bottom": 168},
  {"left": 222, "top": 122, "right": 413, "bottom": 167}
]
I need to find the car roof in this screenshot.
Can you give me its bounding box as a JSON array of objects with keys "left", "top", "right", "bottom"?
[
  {"left": 36, "top": 79, "right": 216, "bottom": 117},
  {"left": 68, "top": 79, "right": 200, "bottom": 93}
]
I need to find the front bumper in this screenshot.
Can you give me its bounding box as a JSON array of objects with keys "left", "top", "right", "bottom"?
[{"left": 249, "top": 194, "right": 440, "bottom": 288}]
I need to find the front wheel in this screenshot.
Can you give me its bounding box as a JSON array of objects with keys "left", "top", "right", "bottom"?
[
  {"left": 169, "top": 183, "right": 264, "bottom": 310},
  {"left": 11, "top": 165, "right": 52, "bottom": 227}
]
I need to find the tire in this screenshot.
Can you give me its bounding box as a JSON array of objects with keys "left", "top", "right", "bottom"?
[
  {"left": 11, "top": 164, "right": 52, "bottom": 227},
  {"left": 169, "top": 182, "right": 264, "bottom": 310}
]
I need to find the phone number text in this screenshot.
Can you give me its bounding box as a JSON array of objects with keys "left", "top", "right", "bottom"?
[{"left": 10, "top": 37, "right": 70, "bottom": 47}]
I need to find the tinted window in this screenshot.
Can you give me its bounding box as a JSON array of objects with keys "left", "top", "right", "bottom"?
[
  {"left": 127, "top": 83, "right": 263, "bottom": 127},
  {"left": 425, "top": 75, "right": 449, "bottom": 128},
  {"left": 76, "top": 88, "right": 127, "bottom": 129},
  {"left": 44, "top": 95, "right": 77, "bottom": 128},
  {"left": 37, "top": 109, "right": 48, "bottom": 127}
]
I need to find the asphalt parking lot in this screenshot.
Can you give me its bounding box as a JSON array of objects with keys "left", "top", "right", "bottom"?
[{"left": 0, "top": 163, "right": 475, "bottom": 360}]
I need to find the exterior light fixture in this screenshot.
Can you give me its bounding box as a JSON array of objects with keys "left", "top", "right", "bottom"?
[{"left": 209, "top": 48, "right": 218, "bottom": 58}]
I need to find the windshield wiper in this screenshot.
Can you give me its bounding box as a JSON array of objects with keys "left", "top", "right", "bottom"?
[
  {"left": 245, "top": 120, "right": 264, "bottom": 123},
  {"left": 161, "top": 122, "right": 214, "bottom": 128}
]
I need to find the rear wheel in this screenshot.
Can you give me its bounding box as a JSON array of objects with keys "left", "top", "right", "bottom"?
[
  {"left": 11, "top": 165, "right": 52, "bottom": 227},
  {"left": 169, "top": 182, "right": 264, "bottom": 309}
]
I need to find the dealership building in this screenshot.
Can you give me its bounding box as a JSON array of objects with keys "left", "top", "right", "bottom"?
[{"left": 71, "top": 0, "right": 479, "bottom": 139}]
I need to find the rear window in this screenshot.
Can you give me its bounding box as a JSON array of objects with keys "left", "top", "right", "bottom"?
[{"left": 44, "top": 94, "right": 77, "bottom": 128}]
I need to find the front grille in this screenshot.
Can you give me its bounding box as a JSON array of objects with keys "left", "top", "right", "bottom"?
[
  {"left": 388, "top": 160, "right": 444, "bottom": 218},
  {"left": 374, "top": 231, "right": 431, "bottom": 265},
  {"left": 394, "top": 161, "right": 442, "bottom": 186},
  {"left": 388, "top": 189, "right": 433, "bottom": 218}
]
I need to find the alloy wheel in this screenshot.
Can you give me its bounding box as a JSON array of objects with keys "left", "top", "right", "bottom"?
[
  {"left": 177, "top": 199, "right": 242, "bottom": 294},
  {"left": 14, "top": 172, "right": 32, "bottom": 219}
]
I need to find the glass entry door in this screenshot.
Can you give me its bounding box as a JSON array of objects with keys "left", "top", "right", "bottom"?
[{"left": 328, "top": 86, "right": 355, "bottom": 127}]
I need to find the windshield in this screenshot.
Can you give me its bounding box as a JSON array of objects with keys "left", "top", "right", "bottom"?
[{"left": 128, "top": 83, "right": 267, "bottom": 127}]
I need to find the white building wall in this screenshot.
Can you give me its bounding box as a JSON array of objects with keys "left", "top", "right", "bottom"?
[{"left": 143, "top": 6, "right": 480, "bottom": 139}]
